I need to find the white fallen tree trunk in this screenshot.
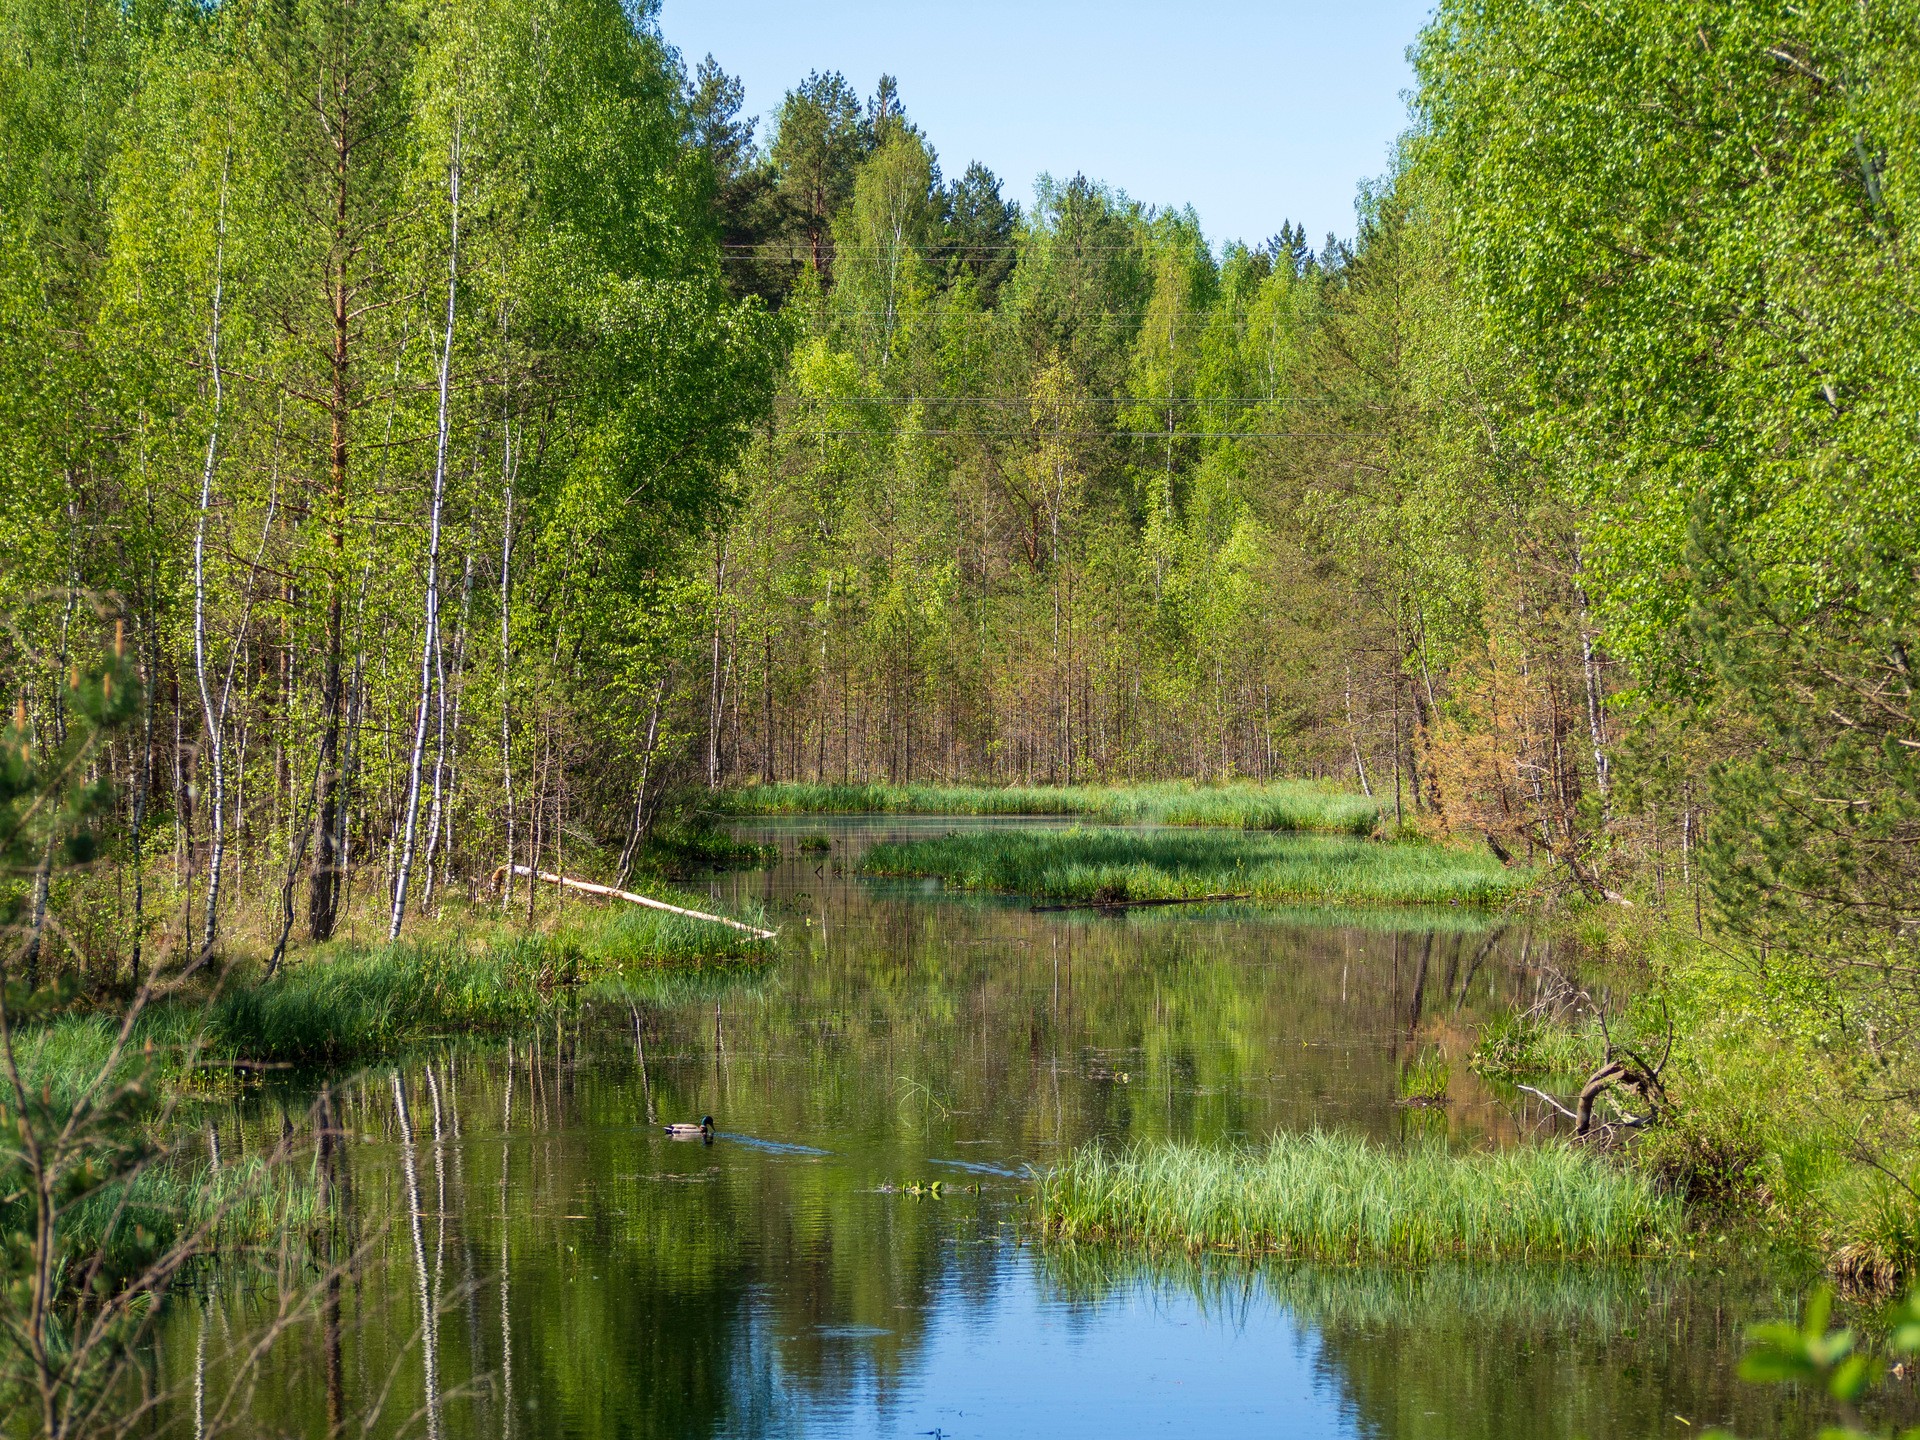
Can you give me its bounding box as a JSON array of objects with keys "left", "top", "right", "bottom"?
[{"left": 487, "top": 864, "right": 775, "bottom": 940}]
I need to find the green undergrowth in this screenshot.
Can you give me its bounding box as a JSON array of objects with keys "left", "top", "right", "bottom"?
[
  {"left": 210, "top": 899, "right": 773, "bottom": 1068},
  {"left": 1463, "top": 912, "right": 1920, "bottom": 1285},
  {"left": 861, "top": 826, "right": 1525, "bottom": 907},
  {"left": 1034, "top": 1131, "right": 1679, "bottom": 1261},
  {"left": 718, "top": 779, "right": 1381, "bottom": 835}
]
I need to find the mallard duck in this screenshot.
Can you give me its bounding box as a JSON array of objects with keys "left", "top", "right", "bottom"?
[{"left": 664, "top": 1115, "right": 714, "bottom": 1139}]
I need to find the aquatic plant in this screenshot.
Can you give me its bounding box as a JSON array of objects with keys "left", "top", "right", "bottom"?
[
  {"left": 1399, "top": 1047, "right": 1452, "bottom": 1104},
  {"left": 210, "top": 942, "right": 558, "bottom": 1066},
  {"left": 1034, "top": 1131, "right": 1678, "bottom": 1261},
  {"left": 717, "top": 779, "right": 1381, "bottom": 835},
  {"left": 861, "top": 827, "right": 1524, "bottom": 908}
]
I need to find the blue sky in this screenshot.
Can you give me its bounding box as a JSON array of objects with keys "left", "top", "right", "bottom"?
[{"left": 656, "top": 0, "right": 1435, "bottom": 252}]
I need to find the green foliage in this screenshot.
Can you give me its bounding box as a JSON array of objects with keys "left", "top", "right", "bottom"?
[
  {"left": 1416, "top": 0, "right": 1920, "bottom": 1004},
  {"left": 1035, "top": 1132, "right": 1679, "bottom": 1261},
  {"left": 861, "top": 826, "right": 1525, "bottom": 907},
  {"left": 1708, "top": 1290, "right": 1920, "bottom": 1440},
  {"left": 0, "top": 628, "right": 140, "bottom": 989}
]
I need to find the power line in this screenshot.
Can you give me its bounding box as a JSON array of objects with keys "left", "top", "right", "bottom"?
[
  {"left": 772, "top": 395, "right": 1325, "bottom": 407},
  {"left": 720, "top": 243, "right": 1191, "bottom": 254},
  {"left": 765, "top": 429, "right": 1334, "bottom": 440},
  {"left": 749, "top": 311, "right": 1307, "bottom": 332}
]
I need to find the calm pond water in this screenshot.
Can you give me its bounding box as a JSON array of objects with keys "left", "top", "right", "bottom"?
[{"left": 156, "top": 818, "right": 1857, "bottom": 1439}]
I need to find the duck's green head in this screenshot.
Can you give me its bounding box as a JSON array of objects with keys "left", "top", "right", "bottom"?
[{"left": 701, "top": 1115, "right": 715, "bottom": 1129}]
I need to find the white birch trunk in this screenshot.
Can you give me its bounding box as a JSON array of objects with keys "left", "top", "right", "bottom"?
[
  {"left": 391, "top": 126, "right": 461, "bottom": 940},
  {"left": 424, "top": 549, "right": 474, "bottom": 906},
  {"left": 1345, "top": 663, "right": 1373, "bottom": 798},
  {"left": 192, "top": 154, "right": 230, "bottom": 960},
  {"left": 499, "top": 435, "right": 516, "bottom": 907}
]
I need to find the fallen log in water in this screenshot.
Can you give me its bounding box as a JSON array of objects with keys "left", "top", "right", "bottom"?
[
  {"left": 1030, "top": 893, "right": 1250, "bottom": 914},
  {"left": 488, "top": 864, "right": 776, "bottom": 940}
]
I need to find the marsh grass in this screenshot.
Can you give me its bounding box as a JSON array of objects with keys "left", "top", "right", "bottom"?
[
  {"left": 210, "top": 942, "right": 559, "bottom": 1067},
  {"left": 1399, "top": 1047, "right": 1452, "bottom": 1104},
  {"left": 1035, "top": 1132, "right": 1678, "bottom": 1261},
  {"left": 861, "top": 827, "right": 1524, "bottom": 907},
  {"left": 0, "top": 1016, "right": 324, "bottom": 1284},
  {"left": 9, "top": 891, "right": 773, "bottom": 1081},
  {"left": 210, "top": 896, "right": 772, "bottom": 1068},
  {"left": 13, "top": 1154, "right": 326, "bottom": 1294},
  {"left": 719, "top": 779, "right": 1380, "bottom": 835}
]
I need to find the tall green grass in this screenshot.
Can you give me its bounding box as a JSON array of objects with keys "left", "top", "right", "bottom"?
[
  {"left": 210, "top": 941, "right": 558, "bottom": 1067},
  {"left": 718, "top": 779, "right": 1380, "bottom": 835},
  {"left": 1035, "top": 1132, "right": 1678, "bottom": 1261},
  {"left": 861, "top": 827, "right": 1524, "bottom": 907},
  {"left": 211, "top": 899, "right": 772, "bottom": 1067}
]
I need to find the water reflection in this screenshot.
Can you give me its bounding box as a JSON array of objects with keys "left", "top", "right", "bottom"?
[{"left": 150, "top": 818, "right": 1836, "bottom": 1437}]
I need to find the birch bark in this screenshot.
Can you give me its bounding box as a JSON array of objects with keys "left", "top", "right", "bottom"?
[
  {"left": 191, "top": 154, "right": 230, "bottom": 960},
  {"left": 391, "top": 124, "right": 461, "bottom": 939}
]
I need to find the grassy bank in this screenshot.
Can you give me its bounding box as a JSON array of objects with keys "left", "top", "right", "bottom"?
[
  {"left": 718, "top": 779, "right": 1380, "bottom": 835},
  {"left": 861, "top": 826, "right": 1524, "bottom": 907},
  {"left": 210, "top": 900, "right": 772, "bottom": 1068},
  {"left": 1479, "top": 913, "right": 1920, "bottom": 1286},
  {"left": 10, "top": 889, "right": 773, "bottom": 1081},
  {"left": 1035, "top": 1132, "right": 1678, "bottom": 1261}
]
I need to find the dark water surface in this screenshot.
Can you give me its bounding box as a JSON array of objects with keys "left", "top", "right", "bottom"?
[{"left": 158, "top": 819, "right": 1846, "bottom": 1439}]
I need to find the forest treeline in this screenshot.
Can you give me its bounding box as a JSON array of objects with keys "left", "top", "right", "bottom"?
[{"left": 3, "top": 0, "right": 1915, "bottom": 1033}]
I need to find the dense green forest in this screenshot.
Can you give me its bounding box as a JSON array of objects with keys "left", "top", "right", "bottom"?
[
  {"left": 3, "top": 0, "right": 1918, "bottom": 1252},
  {"left": 7, "top": 0, "right": 1920, "bottom": 1430}
]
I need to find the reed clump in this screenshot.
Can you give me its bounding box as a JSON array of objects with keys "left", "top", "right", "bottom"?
[
  {"left": 1035, "top": 1132, "right": 1678, "bottom": 1261},
  {"left": 861, "top": 827, "right": 1523, "bottom": 907},
  {"left": 719, "top": 779, "right": 1380, "bottom": 835}
]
